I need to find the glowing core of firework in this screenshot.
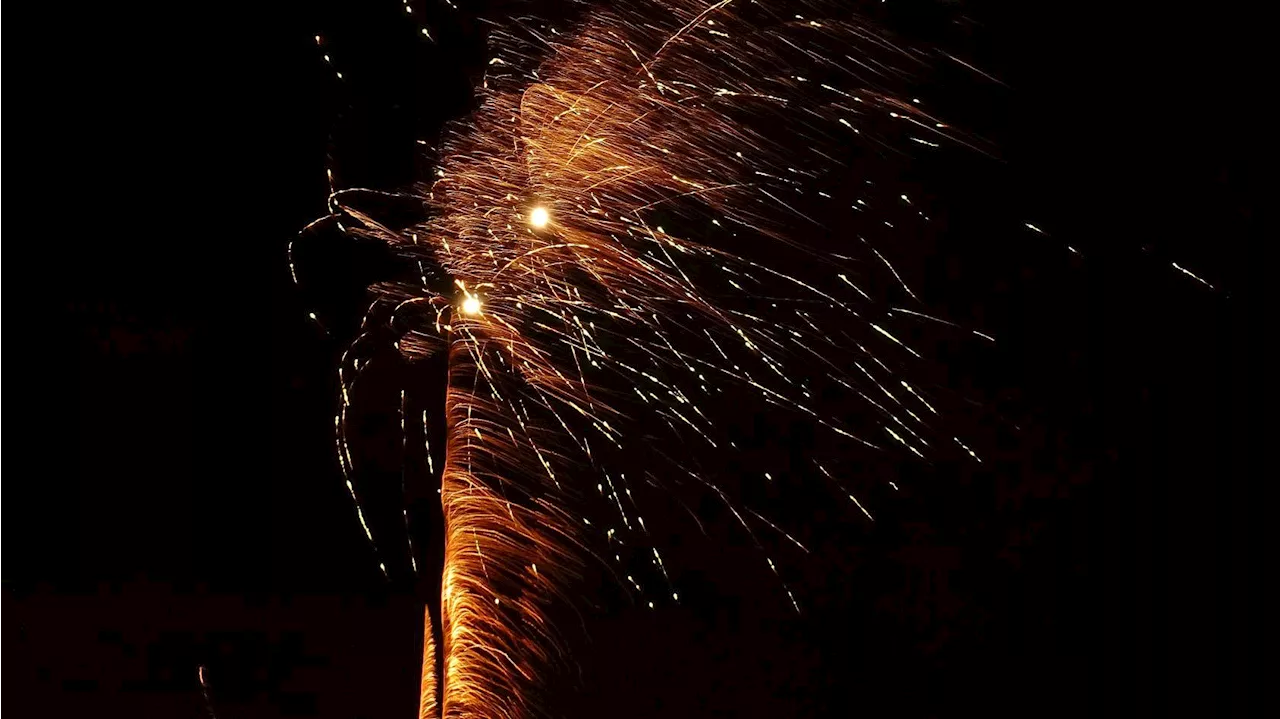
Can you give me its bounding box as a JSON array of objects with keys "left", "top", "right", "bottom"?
[
  {"left": 461, "top": 295, "right": 483, "bottom": 315},
  {"left": 528, "top": 206, "right": 550, "bottom": 229}
]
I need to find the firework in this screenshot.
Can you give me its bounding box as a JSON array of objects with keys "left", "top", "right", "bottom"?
[{"left": 300, "top": 2, "right": 1014, "bottom": 717}]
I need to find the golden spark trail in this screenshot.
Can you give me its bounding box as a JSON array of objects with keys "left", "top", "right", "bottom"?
[{"left": 418, "top": 605, "right": 440, "bottom": 719}]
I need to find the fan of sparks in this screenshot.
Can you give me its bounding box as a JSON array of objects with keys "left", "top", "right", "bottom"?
[{"left": 296, "top": 1, "right": 1004, "bottom": 717}]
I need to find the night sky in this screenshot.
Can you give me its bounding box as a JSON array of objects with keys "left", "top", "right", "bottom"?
[{"left": 6, "top": 1, "right": 1265, "bottom": 717}]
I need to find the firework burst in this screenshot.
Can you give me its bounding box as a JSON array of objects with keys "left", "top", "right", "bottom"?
[{"left": 298, "top": 2, "right": 1015, "bottom": 717}]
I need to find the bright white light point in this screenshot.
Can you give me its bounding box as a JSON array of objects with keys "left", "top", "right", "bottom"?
[
  {"left": 529, "top": 206, "right": 550, "bottom": 228},
  {"left": 461, "top": 296, "right": 482, "bottom": 315}
]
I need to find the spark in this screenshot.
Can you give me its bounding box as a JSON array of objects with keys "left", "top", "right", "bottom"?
[
  {"left": 1172, "top": 261, "right": 1215, "bottom": 290},
  {"left": 198, "top": 665, "right": 217, "bottom": 719}
]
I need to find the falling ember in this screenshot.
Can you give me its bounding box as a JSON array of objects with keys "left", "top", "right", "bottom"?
[{"left": 295, "top": 2, "right": 1014, "bottom": 718}]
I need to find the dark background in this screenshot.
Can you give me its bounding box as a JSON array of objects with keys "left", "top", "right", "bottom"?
[{"left": 5, "top": 1, "right": 1266, "bottom": 717}]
